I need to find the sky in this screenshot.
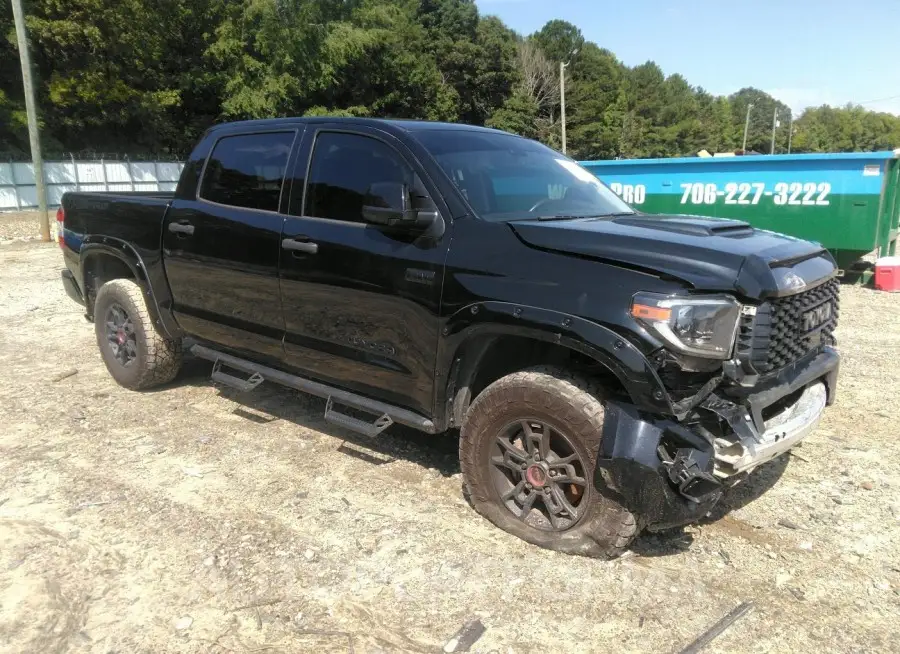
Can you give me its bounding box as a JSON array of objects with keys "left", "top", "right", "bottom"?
[{"left": 475, "top": 0, "right": 900, "bottom": 116}]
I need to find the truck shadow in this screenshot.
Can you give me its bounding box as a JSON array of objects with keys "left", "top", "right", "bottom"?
[
  {"left": 174, "top": 354, "right": 463, "bottom": 478},
  {"left": 171, "top": 354, "right": 790, "bottom": 557}
]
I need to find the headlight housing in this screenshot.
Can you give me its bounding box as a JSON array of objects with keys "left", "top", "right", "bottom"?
[{"left": 631, "top": 293, "right": 741, "bottom": 359}]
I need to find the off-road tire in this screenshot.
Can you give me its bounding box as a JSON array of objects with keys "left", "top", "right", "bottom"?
[
  {"left": 93, "top": 278, "right": 183, "bottom": 390},
  {"left": 460, "top": 366, "right": 638, "bottom": 558}
]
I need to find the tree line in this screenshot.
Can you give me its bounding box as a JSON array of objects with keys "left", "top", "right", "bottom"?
[{"left": 2, "top": 0, "right": 898, "bottom": 160}]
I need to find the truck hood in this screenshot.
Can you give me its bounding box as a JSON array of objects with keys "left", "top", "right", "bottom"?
[{"left": 509, "top": 214, "right": 837, "bottom": 299}]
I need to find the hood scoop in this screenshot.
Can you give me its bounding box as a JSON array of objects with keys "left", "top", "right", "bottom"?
[{"left": 612, "top": 215, "right": 754, "bottom": 237}]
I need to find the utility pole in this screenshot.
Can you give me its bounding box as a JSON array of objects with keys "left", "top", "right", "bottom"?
[
  {"left": 11, "top": 0, "right": 49, "bottom": 241},
  {"left": 560, "top": 60, "right": 568, "bottom": 154},
  {"left": 770, "top": 108, "right": 778, "bottom": 155},
  {"left": 559, "top": 49, "right": 578, "bottom": 155},
  {"left": 787, "top": 113, "right": 794, "bottom": 154},
  {"left": 741, "top": 103, "right": 754, "bottom": 153}
]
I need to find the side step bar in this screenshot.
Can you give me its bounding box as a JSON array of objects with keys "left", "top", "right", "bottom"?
[
  {"left": 191, "top": 344, "right": 438, "bottom": 434},
  {"left": 324, "top": 397, "right": 393, "bottom": 437}
]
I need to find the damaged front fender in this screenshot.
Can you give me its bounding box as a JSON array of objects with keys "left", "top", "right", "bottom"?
[{"left": 595, "top": 401, "right": 723, "bottom": 532}]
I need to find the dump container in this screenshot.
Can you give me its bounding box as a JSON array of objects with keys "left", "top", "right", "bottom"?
[{"left": 581, "top": 151, "right": 900, "bottom": 270}]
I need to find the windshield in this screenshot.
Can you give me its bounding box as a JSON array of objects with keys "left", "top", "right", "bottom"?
[{"left": 413, "top": 129, "right": 634, "bottom": 222}]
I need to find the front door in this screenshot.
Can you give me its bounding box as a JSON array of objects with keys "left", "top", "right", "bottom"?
[
  {"left": 279, "top": 127, "right": 450, "bottom": 415},
  {"left": 163, "top": 129, "right": 298, "bottom": 358}
]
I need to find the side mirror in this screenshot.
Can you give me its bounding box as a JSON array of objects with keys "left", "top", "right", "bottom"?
[{"left": 362, "top": 182, "right": 438, "bottom": 229}]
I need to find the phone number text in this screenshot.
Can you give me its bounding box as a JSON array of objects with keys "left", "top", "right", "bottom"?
[{"left": 609, "top": 182, "right": 833, "bottom": 206}]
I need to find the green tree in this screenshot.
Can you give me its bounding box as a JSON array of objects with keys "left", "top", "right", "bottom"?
[
  {"left": 414, "top": 2, "right": 519, "bottom": 124},
  {"left": 208, "top": 0, "right": 342, "bottom": 120},
  {"left": 792, "top": 104, "right": 900, "bottom": 153},
  {"left": 696, "top": 93, "right": 737, "bottom": 153},
  {"left": 2, "top": 3, "right": 898, "bottom": 159},
  {"left": 624, "top": 61, "right": 667, "bottom": 157},
  {"left": 531, "top": 19, "right": 583, "bottom": 65},
  {"left": 314, "top": 0, "right": 457, "bottom": 120},
  {"left": 486, "top": 89, "right": 540, "bottom": 140},
  {"left": 0, "top": 2, "right": 29, "bottom": 156},
  {"left": 470, "top": 16, "right": 519, "bottom": 125},
  {"left": 22, "top": 0, "right": 226, "bottom": 155},
  {"left": 728, "top": 87, "right": 791, "bottom": 154},
  {"left": 566, "top": 44, "right": 626, "bottom": 159}
]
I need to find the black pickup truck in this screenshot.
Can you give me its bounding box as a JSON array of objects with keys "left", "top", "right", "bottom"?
[{"left": 59, "top": 118, "right": 840, "bottom": 557}]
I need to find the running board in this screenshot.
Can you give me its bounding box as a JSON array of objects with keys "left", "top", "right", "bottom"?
[
  {"left": 324, "top": 397, "right": 393, "bottom": 437},
  {"left": 211, "top": 359, "right": 264, "bottom": 392},
  {"left": 191, "top": 344, "right": 437, "bottom": 434}
]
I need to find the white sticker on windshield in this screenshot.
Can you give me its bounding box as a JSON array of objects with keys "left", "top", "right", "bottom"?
[{"left": 554, "top": 158, "right": 600, "bottom": 184}]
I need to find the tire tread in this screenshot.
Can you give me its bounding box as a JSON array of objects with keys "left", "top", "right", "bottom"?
[
  {"left": 94, "top": 279, "right": 182, "bottom": 390},
  {"left": 460, "top": 366, "right": 638, "bottom": 558}
]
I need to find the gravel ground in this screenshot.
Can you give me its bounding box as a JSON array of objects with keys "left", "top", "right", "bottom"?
[
  {"left": 0, "top": 211, "right": 58, "bottom": 244},
  {"left": 1, "top": 239, "right": 899, "bottom": 654}
]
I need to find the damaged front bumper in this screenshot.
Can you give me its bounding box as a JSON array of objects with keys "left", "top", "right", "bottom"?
[
  {"left": 713, "top": 381, "right": 826, "bottom": 476},
  {"left": 595, "top": 346, "right": 839, "bottom": 531}
]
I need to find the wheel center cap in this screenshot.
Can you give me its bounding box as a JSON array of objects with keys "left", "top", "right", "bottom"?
[
  {"left": 117, "top": 330, "right": 126, "bottom": 345},
  {"left": 525, "top": 464, "right": 547, "bottom": 488}
]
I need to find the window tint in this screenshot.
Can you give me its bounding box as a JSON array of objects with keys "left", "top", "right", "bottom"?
[
  {"left": 305, "top": 132, "right": 412, "bottom": 222},
  {"left": 199, "top": 132, "right": 295, "bottom": 211}
]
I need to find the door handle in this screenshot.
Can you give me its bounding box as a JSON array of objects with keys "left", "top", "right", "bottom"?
[
  {"left": 282, "top": 237, "right": 318, "bottom": 254},
  {"left": 168, "top": 221, "right": 195, "bottom": 236}
]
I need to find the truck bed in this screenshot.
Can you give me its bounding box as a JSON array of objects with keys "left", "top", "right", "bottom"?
[{"left": 62, "top": 191, "right": 174, "bottom": 255}]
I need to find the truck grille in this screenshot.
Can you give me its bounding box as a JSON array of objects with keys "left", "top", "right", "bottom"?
[{"left": 738, "top": 278, "right": 840, "bottom": 373}]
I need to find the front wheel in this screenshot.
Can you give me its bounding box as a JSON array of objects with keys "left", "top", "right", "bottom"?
[
  {"left": 459, "top": 367, "right": 638, "bottom": 558},
  {"left": 93, "top": 278, "right": 183, "bottom": 390}
]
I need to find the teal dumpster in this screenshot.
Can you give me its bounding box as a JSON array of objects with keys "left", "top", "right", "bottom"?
[{"left": 581, "top": 151, "right": 900, "bottom": 269}]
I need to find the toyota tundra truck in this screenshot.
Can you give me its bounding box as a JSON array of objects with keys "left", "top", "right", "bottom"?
[{"left": 58, "top": 118, "right": 840, "bottom": 557}]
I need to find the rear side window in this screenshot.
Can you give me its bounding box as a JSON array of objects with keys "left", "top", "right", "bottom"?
[
  {"left": 304, "top": 132, "right": 412, "bottom": 223},
  {"left": 199, "top": 132, "right": 295, "bottom": 211}
]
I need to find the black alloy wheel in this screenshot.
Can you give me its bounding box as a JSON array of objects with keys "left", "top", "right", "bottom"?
[
  {"left": 490, "top": 419, "right": 589, "bottom": 531},
  {"left": 104, "top": 302, "right": 138, "bottom": 367}
]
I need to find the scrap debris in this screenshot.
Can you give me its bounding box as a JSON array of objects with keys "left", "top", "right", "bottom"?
[
  {"left": 443, "top": 619, "right": 486, "bottom": 653},
  {"left": 51, "top": 368, "right": 79, "bottom": 382},
  {"left": 676, "top": 601, "right": 754, "bottom": 654}
]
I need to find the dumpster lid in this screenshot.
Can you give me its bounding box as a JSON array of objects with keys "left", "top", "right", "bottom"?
[{"left": 580, "top": 150, "right": 900, "bottom": 167}]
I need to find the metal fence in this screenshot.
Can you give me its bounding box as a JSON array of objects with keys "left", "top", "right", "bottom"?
[{"left": 0, "top": 158, "right": 185, "bottom": 211}]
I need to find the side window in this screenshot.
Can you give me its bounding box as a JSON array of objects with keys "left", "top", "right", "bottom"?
[
  {"left": 304, "top": 132, "right": 413, "bottom": 223},
  {"left": 199, "top": 132, "right": 295, "bottom": 211}
]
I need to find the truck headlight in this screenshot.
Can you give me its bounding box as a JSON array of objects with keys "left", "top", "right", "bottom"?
[{"left": 631, "top": 293, "right": 741, "bottom": 359}]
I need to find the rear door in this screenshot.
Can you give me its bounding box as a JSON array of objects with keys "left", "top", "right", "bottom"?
[
  {"left": 163, "top": 129, "right": 299, "bottom": 358},
  {"left": 278, "top": 126, "right": 450, "bottom": 415}
]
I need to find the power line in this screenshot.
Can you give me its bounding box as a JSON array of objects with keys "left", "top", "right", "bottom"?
[{"left": 856, "top": 93, "right": 900, "bottom": 105}]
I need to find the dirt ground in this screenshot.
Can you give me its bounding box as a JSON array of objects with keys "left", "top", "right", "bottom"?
[
  {"left": 0, "top": 211, "right": 58, "bottom": 244},
  {"left": 1, "top": 222, "right": 899, "bottom": 652}
]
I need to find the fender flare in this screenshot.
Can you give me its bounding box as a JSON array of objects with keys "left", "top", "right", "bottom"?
[
  {"left": 79, "top": 237, "right": 182, "bottom": 339},
  {"left": 434, "top": 301, "right": 674, "bottom": 426}
]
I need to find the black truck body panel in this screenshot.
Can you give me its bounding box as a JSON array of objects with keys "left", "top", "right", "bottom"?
[
  {"left": 61, "top": 192, "right": 182, "bottom": 339},
  {"left": 59, "top": 117, "right": 841, "bottom": 531}
]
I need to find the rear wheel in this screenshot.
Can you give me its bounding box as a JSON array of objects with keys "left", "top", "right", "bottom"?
[
  {"left": 460, "top": 367, "right": 638, "bottom": 558},
  {"left": 93, "top": 279, "right": 182, "bottom": 390}
]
